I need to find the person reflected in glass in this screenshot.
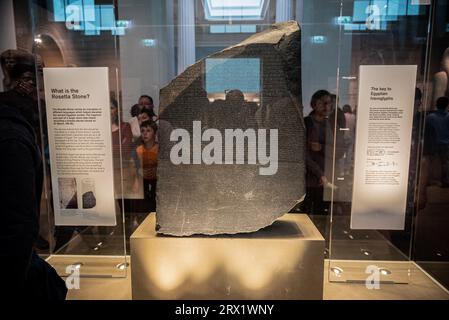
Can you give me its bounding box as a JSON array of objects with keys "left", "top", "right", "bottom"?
[
  {"left": 225, "top": 89, "right": 246, "bottom": 128},
  {"left": 111, "top": 98, "right": 134, "bottom": 161},
  {"left": 138, "top": 108, "right": 154, "bottom": 126},
  {"left": 329, "top": 94, "right": 346, "bottom": 177},
  {"left": 424, "top": 96, "right": 449, "bottom": 188},
  {"left": 138, "top": 95, "right": 157, "bottom": 120},
  {"left": 303, "top": 90, "right": 334, "bottom": 215},
  {"left": 111, "top": 98, "right": 139, "bottom": 197},
  {"left": 342, "top": 104, "right": 356, "bottom": 176},
  {"left": 390, "top": 88, "right": 424, "bottom": 252}
]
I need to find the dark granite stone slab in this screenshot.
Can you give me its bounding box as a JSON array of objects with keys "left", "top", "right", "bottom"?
[{"left": 157, "top": 21, "right": 305, "bottom": 236}]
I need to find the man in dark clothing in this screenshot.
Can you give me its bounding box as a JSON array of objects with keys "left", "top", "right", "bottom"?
[
  {"left": 303, "top": 90, "right": 334, "bottom": 215},
  {"left": 0, "top": 63, "right": 41, "bottom": 141},
  {"left": 424, "top": 96, "right": 449, "bottom": 187},
  {"left": 0, "top": 103, "right": 43, "bottom": 296},
  {"left": 0, "top": 63, "right": 67, "bottom": 300}
]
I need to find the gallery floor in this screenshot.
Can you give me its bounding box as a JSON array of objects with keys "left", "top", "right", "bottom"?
[
  {"left": 64, "top": 259, "right": 449, "bottom": 300},
  {"left": 40, "top": 177, "right": 449, "bottom": 300},
  {"left": 55, "top": 212, "right": 449, "bottom": 300},
  {"left": 44, "top": 210, "right": 449, "bottom": 300}
]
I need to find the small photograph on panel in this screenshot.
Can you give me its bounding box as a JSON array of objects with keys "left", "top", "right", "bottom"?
[
  {"left": 58, "top": 177, "right": 78, "bottom": 209},
  {"left": 81, "top": 178, "right": 97, "bottom": 209}
]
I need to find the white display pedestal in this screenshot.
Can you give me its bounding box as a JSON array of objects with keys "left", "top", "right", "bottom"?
[{"left": 130, "top": 213, "right": 324, "bottom": 300}]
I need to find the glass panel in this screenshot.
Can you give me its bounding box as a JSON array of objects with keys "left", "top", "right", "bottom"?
[
  {"left": 14, "top": 0, "right": 446, "bottom": 294},
  {"left": 28, "top": 0, "right": 128, "bottom": 277},
  {"left": 413, "top": 0, "right": 449, "bottom": 291},
  {"left": 28, "top": 0, "right": 311, "bottom": 280},
  {"left": 328, "top": 0, "right": 433, "bottom": 284}
]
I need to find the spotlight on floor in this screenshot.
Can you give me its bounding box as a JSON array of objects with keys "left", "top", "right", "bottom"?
[
  {"left": 116, "top": 262, "right": 130, "bottom": 270},
  {"left": 361, "top": 249, "right": 372, "bottom": 256},
  {"left": 379, "top": 268, "right": 391, "bottom": 276},
  {"left": 331, "top": 267, "right": 344, "bottom": 276}
]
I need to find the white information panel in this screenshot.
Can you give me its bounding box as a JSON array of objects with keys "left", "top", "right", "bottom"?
[
  {"left": 351, "top": 65, "right": 417, "bottom": 230},
  {"left": 44, "top": 67, "right": 116, "bottom": 226}
]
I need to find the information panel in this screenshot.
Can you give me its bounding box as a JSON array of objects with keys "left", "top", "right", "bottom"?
[
  {"left": 44, "top": 67, "right": 116, "bottom": 226},
  {"left": 351, "top": 65, "right": 417, "bottom": 230}
]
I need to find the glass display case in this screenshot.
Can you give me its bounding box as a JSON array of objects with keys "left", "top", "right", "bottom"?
[
  {"left": 323, "top": 0, "right": 433, "bottom": 284},
  {"left": 3, "top": 0, "right": 447, "bottom": 297}
]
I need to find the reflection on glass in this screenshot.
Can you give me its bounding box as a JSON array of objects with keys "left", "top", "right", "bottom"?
[
  {"left": 205, "top": 58, "right": 260, "bottom": 103},
  {"left": 203, "top": 0, "right": 269, "bottom": 21}
]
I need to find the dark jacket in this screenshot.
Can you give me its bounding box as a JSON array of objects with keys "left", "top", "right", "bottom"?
[
  {"left": 0, "top": 104, "right": 66, "bottom": 300},
  {"left": 304, "top": 114, "right": 333, "bottom": 187}
]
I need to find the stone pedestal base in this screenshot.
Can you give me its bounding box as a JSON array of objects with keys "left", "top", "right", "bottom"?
[{"left": 131, "top": 213, "right": 324, "bottom": 300}]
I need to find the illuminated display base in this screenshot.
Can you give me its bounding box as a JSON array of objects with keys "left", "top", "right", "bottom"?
[{"left": 130, "top": 213, "right": 324, "bottom": 300}]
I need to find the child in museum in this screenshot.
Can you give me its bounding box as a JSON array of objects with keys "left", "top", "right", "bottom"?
[{"left": 136, "top": 120, "right": 159, "bottom": 213}]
